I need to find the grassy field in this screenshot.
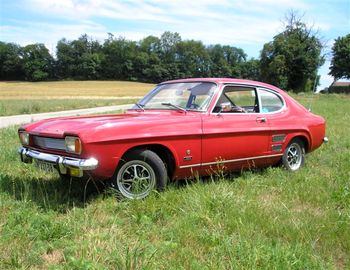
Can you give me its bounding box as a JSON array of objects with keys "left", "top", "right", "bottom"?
[
  {"left": 0, "top": 94, "right": 349, "bottom": 269},
  {"left": 0, "top": 81, "right": 154, "bottom": 116},
  {"left": 0, "top": 99, "right": 139, "bottom": 116}
]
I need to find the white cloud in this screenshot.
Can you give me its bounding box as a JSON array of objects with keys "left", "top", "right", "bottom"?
[
  {"left": 0, "top": 20, "right": 107, "bottom": 54},
  {"left": 25, "top": 0, "right": 309, "bottom": 23},
  {"left": 7, "top": 0, "right": 294, "bottom": 51},
  {"left": 27, "top": 0, "right": 179, "bottom": 23},
  {"left": 20, "top": 0, "right": 316, "bottom": 49}
]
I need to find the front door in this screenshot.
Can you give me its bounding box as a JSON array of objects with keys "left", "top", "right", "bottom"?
[{"left": 201, "top": 85, "right": 271, "bottom": 174}]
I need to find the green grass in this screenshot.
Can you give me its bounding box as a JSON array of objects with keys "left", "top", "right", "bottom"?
[
  {"left": 0, "top": 99, "right": 138, "bottom": 116},
  {"left": 0, "top": 94, "right": 349, "bottom": 269}
]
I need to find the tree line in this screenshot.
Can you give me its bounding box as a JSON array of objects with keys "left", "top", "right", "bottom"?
[
  {"left": 0, "top": 13, "right": 349, "bottom": 92},
  {"left": 0, "top": 32, "right": 259, "bottom": 83}
]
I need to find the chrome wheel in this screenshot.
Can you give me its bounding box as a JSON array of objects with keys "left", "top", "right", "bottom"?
[
  {"left": 282, "top": 139, "right": 305, "bottom": 171},
  {"left": 116, "top": 160, "right": 156, "bottom": 199}
]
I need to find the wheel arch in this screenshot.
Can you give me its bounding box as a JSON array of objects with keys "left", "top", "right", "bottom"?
[
  {"left": 120, "top": 144, "right": 177, "bottom": 180},
  {"left": 287, "top": 134, "right": 310, "bottom": 153}
]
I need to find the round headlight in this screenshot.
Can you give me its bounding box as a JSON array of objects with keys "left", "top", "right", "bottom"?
[
  {"left": 65, "top": 136, "right": 82, "bottom": 154},
  {"left": 19, "top": 132, "right": 29, "bottom": 145}
]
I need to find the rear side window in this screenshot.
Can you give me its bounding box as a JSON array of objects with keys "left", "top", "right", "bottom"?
[{"left": 258, "top": 89, "right": 284, "bottom": 113}]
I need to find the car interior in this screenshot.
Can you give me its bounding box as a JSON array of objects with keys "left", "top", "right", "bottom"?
[{"left": 213, "top": 86, "right": 259, "bottom": 113}]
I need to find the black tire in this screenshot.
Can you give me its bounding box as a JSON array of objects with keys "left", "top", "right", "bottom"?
[
  {"left": 282, "top": 138, "right": 305, "bottom": 171},
  {"left": 113, "top": 149, "right": 167, "bottom": 199}
]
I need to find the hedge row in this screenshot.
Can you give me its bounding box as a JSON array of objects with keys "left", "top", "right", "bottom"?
[{"left": 328, "top": 85, "right": 350, "bottom": 94}]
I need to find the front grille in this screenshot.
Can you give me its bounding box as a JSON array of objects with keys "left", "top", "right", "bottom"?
[{"left": 33, "top": 136, "right": 65, "bottom": 151}]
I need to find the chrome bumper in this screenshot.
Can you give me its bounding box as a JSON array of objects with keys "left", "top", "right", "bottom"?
[{"left": 19, "top": 147, "right": 98, "bottom": 176}]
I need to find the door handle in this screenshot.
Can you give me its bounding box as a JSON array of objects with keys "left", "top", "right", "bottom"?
[{"left": 256, "top": 117, "right": 267, "bottom": 123}]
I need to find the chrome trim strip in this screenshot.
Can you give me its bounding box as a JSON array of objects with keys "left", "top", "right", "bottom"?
[
  {"left": 179, "top": 153, "right": 283, "bottom": 169},
  {"left": 179, "top": 163, "right": 201, "bottom": 169},
  {"left": 19, "top": 147, "right": 98, "bottom": 172}
]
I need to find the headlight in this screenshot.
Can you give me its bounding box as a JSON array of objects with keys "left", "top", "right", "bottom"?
[
  {"left": 19, "top": 132, "right": 30, "bottom": 145},
  {"left": 65, "top": 136, "right": 82, "bottom": 154}
]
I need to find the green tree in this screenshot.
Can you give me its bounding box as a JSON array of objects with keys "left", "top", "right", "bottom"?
[
  {"left": 22, "top": 43, "right": 54, "bottom": 81},
  {"left": 240, "top": 58, "right": 260, "bottom": 81},
  {"left": 329, "top": 34, "right": 350, "bottom": 80},
  {"left": 56, "top": 34, "right": 102, "bottom": 79},
  {"left": 101, "top": 34, "right": 137, "bottom": 80},
  {"left": 176, "top": 40, "right": 211, "bottom": 78},
  {"left": 79, "top": 52, "right": 103, "bottom": 79},
  {"left": 76, "top": 35, "right": 103, "bottom": 79},
  {"left": 159, "top": 31, "right": 181, "bottom": 80},
  {"left": 0, "top": 42, "right": 24, "bottom": 80},
  {"left": 207, "top": 45, "right": 231, "bottom": 77},
  {"left": 134, "top": 35, "right": 163, "bottom": 82},
  {"left": 206, "top": 45, "right": 247, "bottom": 78},
  {"left": 260, "top": 12, "right": 324, "bottom": 92},
  {"left": 56, "top": 38, "right": 76, "bottom": 78}
]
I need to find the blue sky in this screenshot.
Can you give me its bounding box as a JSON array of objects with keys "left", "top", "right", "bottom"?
[{"left": 1, "top": 0, "right": 349, "bottom": 89}]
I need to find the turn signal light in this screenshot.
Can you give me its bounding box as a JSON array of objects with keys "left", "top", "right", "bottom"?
[
  {"left": 65, "top": 136, "right": 82, "bottom": 154},
  {"left": 19, "top": 132, "right": 30, "bottom": 145}
]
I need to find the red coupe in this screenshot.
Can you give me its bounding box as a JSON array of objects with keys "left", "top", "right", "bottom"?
[{"left": 18, "top": 78, "right": 327, "bottom": 199}]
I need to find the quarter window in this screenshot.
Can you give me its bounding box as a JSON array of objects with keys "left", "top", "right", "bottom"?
[{"left": 258, "top": 89, "right": 284, "bottom": 113}]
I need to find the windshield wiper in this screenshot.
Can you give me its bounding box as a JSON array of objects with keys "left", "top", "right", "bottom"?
[
  {"left": 161, "top": 102, "right": 187, "bottom": 113},
  {"left": 134, "top": 103, "right": 145, "bottom": 111}
]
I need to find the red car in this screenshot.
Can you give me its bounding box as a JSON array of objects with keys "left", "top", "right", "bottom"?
[{"left": 18, "top": 78, "right": 327, "bottom": 199}]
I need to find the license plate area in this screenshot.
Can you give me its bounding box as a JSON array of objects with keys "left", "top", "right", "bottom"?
[{"left": 35, "top": 160, "right": 56, "bottom": 173}]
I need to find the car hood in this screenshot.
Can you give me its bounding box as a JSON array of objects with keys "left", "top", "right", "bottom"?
[{"left": 22, "top": 110, "right": 202, "bottom": 142}]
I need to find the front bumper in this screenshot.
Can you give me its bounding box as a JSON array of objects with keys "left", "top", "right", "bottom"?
[{"left": 19, "top": 146, "right": 98, "bottom": 177}]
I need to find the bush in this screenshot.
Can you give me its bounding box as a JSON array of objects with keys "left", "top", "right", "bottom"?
[{"left": 328, "top": 85, "right": 350, "bottom": 94}]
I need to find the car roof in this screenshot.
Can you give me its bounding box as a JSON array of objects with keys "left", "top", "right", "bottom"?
[{"left": 160, "top": 78, "right": 284, "bottom": 94}]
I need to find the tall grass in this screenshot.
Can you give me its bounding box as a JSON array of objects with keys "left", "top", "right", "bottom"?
[{"left": 0, "top": 94, "right": 349, "bottom": 269}]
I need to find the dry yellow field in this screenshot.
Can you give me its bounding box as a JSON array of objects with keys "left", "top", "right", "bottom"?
[{"left": 0, "top": 81, "right": 155, "bottom": 99}]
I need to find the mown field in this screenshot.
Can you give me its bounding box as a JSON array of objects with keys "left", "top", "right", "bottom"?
[
  {"left": 0, "top": 93, "right": 349, "bottom": 269},
  {"left": 0, "top": 81, "right": 154, "bottom": 116}
]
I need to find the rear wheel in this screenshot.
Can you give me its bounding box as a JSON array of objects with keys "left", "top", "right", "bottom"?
[
  {"left": 113, "top": 149, "right": 167, "bottom": 199},
  {"left": 282, "top": 138, "right": 305, "bottom": 171}
]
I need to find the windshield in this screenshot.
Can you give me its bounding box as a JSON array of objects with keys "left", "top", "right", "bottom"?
[{"left": 134, "top": 82, "right": 216, "bottom": 112}]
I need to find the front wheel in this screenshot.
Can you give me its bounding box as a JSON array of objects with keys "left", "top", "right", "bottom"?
[
  {"left": 282, "top": 138, "right": 305, "bottom": 171},
  {"left": 113, "top": 149, "right": 167, "bottom": 199}
]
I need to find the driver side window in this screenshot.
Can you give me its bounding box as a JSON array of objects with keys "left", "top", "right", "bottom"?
[{"left": 214, "top": 86, "right": 258, "bottom": 113}]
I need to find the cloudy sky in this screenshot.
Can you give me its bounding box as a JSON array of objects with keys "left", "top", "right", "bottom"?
[{"left": 1, "top": 0, "right": 349, "bottom": 89}]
